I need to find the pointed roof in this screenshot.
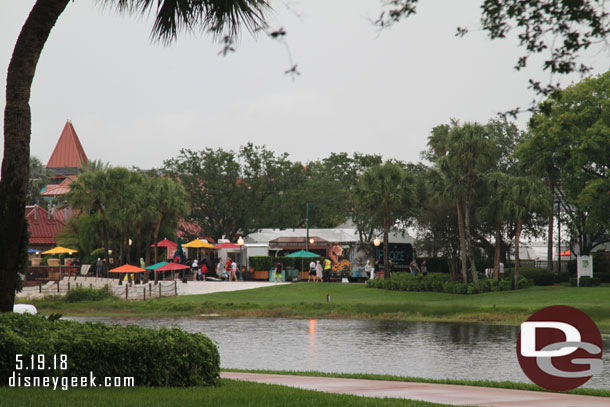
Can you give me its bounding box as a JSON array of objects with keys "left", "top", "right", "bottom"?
[{"left": 46, "top": 121, "right": 88, "bottom": 168}]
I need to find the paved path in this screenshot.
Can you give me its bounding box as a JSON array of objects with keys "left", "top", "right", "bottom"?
[
  {"left": 17, "top": 277, "right": 288, "bottom": 299},
  {"left": 221, "top": 372, "right": 609, "bottom": 407}
]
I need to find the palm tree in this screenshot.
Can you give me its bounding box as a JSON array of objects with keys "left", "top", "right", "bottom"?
[
  {"left": 504, "top": 175, "right": 550, "bottom": 288},
  {"left": 151, "top": 177, "right": 190, "bottom": 283},
  {"left": 357, "top": 162, "right": 412, "bottom": 279},
  {"left": 0, "top": 0, "right": 270, "bottom": 312}
]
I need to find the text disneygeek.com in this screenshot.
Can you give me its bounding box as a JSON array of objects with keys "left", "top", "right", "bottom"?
[{"left": 9, "top": 371, "right": 135, "bottom": 390}]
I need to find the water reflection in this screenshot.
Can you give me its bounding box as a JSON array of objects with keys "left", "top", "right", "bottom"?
[{"left": 66, "top": 316, "right": 610, "bottom": 389}]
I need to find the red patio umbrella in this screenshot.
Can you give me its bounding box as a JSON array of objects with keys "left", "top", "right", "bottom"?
[
  {"left": 156, "top": 261, "right": 190, "bottom": 281},
  {"left": 108, "top": 264, "right": 146, "bottom": 273},
  {"left": 150, "top": 238, "right": 177, "bottom": 261},
  {"left": 555, "top": 250, "right": 571, "bottom": 257},
  {"left": 156, "top": 263, "right": 190, "bottom": 271}
]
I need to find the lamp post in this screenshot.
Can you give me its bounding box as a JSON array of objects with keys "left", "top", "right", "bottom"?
[
  {"left": 306, "top": 202, "right": 315, "bottom": 251},
  {"left": 373, "top": 237, "right": 381, "bottom": 275},
  {"left": 237, "top": 237, "right": 245, "bottom": 280}
]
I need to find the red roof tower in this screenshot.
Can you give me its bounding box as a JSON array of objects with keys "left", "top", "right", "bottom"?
[{"left": 46, "top": 121, "right": 88, "bottom": 169}]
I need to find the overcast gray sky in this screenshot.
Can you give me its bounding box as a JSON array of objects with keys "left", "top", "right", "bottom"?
[{"left": 2, "top": 1, "right": 609, "bottom": 169}]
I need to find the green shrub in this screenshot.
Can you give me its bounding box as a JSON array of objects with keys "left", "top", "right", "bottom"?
[
  {"left": 0, "top": 313, "right": 219, "bottom": 387},
  {"left": 570, "top": 277, "right": 601, "bottom": 287},
  {"left": 64, "top": 286, "right": 112, "bottom": 302},
  {"left": 555, "top": 272, "right": 570, "bottom": 283},
  {"left": 498, "top": 280, "right": 513, "bottom": 291},
  {"left": 516, "top": 277, "right": 530, "bottom": 289},
  {"left": 504, "top": 268, "right": 555, "bottom": 286},
  {"left": 594, "top": 272, "right": 610, "bottom": 283}
]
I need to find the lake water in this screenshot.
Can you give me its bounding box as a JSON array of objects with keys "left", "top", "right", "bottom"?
[{"left": 67, "top": 317, "right": 610, "bottom": 389}]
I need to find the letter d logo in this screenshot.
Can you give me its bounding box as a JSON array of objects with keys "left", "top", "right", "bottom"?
[{"left": 516, "top": 305, "right": 603, "bottom": 391}]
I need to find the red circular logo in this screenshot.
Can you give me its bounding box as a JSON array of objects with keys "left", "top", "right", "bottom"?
[{"left": 516, "top": 305, "right": 603, "bottom": 391}]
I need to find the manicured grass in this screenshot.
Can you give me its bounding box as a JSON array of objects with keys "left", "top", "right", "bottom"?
[
  {"left": 0, "top": 378, "right": 450, "bottom": 407},
  {"left": 25, "top": 283, "right": 610, "bottom": 331},
  {"left": 223, "top": 369, "right": 610, "bottom": 397}
]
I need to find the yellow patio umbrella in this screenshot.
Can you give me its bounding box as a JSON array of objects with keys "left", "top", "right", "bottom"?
[
  {"left": 183, "top": 239, "right": 214, "bottom": 248},
  {"left": 41, "top": 246, "right": 79, "bottom": 255}
]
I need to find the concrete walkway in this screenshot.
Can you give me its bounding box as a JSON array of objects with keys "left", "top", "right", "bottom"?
[
  {"left": 17, "top": 277, "right": 288, "bottom": 299},
  {"left": 221, "top": 372, "right": 609, "bottom": 407}
]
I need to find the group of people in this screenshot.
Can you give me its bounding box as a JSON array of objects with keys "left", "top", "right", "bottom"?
[{"left": 307, "top": 258, "right": 332, "bottom": 282}]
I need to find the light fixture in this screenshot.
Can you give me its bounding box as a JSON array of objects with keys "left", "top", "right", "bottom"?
[
  {"left": 128, "top": 239, "right": 133, "bottom": 246},
  {"left": 68, "top": 252, "right": 73, "bottom": 255},
  {"left": 108, "top": 249, "right": 112, "bottom": 255},
  {"left": 373, "top": 237, "right": 380, "bottom": 247},
  {"left": 237, "top": 237, "right": 244, "bottom": 246},
  {"left": 309, "top": 238, "right": 314, "bottom": 245}
]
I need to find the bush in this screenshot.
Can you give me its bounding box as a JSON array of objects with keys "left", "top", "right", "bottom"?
[
  {"left": 0, "top": 313, "right": 219, "bottom": 387},
  {"left": 64, "top": 286, "right": 112, "bottom": 302},
  {"left": 555, "top": 272, "right": 570, "bottom": 283},
  {"left": 414, "top": 258, "right": 450, "bottom": 274},
  {"left": 498, "top": 280, "right": 513, "bottom": 291},
  {"left": 503, "top": 268, "right": 555, "bottom": 286},
  {"left": 594, "top": 272, "right": 610, "bottom": 283},
  {"left": 570, "top": 277, "right": 601, "bottom": 287}
]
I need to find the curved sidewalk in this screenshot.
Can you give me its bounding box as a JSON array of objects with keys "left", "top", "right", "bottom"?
[{"left": 221, "top": 372, "right": 609, "bottom": 407}]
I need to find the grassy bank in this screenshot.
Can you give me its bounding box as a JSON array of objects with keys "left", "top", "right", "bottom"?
[
  {"left": 223, "top": 369, "right": 610, "bottom": 397},
  {"left": 24, "top": 283, "right": 610, "bottom": 331},
  {"left": 0, "top": 378, "right": 448, "bottom": 407}
]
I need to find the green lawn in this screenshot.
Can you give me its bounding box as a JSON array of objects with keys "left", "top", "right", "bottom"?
[
  {"left": 26, "top": 283, "right": 610, "bottom": 331},
  {"left": 0, "top": 378, "right": 450, "bottom": 407}
]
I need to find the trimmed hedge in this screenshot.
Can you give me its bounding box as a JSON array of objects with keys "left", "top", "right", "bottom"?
[
  {"left": 366, "top": 273, "right": 529, "bottom": 294},
  {"left": 570, "top": 277, "right": 601, "bottom": 287},
  {"left": 64, "top": 286, "right": 113, "bottom": 302},
  {"left": 0, "top": 313, "right": 219, "bottom": 387},
  {"left": 249, "top": 256, "right": 311, "bottom": 272}
]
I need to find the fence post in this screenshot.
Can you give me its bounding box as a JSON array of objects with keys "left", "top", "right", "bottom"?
[
  {"left": 57, "top": 281, "right": 60, "bottom": 293},
  {"left": 39, "top": 282, "right": 42, "bottom": 293},
  {"left": 149, "top": 283, "right": 151, "bottom": 298},
  {"left": 125, "top": 284, "right": 128, "bottom": 300},
  {"left": 67, "top": 282, "right": 70, "bottom": 291},
  {"left": 143, "top": 286, "right": 146, "bottom": 300},
  {"left": 90, "top": 283, "right": 92, "bottom": 289},
  {"left": 159, "top": 283, "right": 161, "bottom": 298},
  {"left": 174, "top": 281, "right": 177, "bottom": 296}
]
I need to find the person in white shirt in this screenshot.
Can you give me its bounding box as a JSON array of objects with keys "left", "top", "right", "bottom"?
[
  {"left": 230, "top": 261, "right": 238, "bottom": 281},
  {"left": 308, "top": 260, "right": 316, "bottom": 282}
]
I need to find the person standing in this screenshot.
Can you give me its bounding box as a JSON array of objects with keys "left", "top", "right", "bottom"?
[
  {"left": 201, "top": 263, "right": 207, "bottom": 281},
  {"left": 308, "top": 260, "right": 316, "bottom": 282},
  {"left": 388, "top": 260, "right": 394, "bottom": 278},
  {"left": 323, "top": 258, "right": 332, "bottom": 282},
  {"left": 192, "top": 259, "right": 199, "bottom": 281},
  {"left": 274, "top": 261, "right": 283, "bottom": 282},
  {"left": 409, "top": 259, "right": 421, "bottom": 277},
  {"left": 364, "top": 260, "right": 372, "bottom": 279},
  {"left": 95, "top": 258, "right": 103, "bottom": 278},
  {"left": 230, "top": 260, "right": 238, "bottom": 281},
  {"left": 421, "top": 259, "right": 428, "bottom": 279},
  {"left": 216, "top": 261, "right": 224, "bottom": 279},
  {"left": 315, "top": 260, "right": 323, "bottom": 282}
]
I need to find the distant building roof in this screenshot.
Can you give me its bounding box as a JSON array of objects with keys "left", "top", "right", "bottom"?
[
  {"left": 40, "top": 176, "right": 75, "bottom": 197},
  {"left": 26, "top": 205, "right": 71, "bottom": 246},
  {"left": 46, "top": 121, "right": 88, "bottom": 169},
  {"left": 246, "top": 228, "right": 415, "bottom": 245}
]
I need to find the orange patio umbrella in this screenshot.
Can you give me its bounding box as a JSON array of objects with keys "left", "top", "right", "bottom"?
[{"left": 108, "top": 264, "right": 146, "bottom": 273}]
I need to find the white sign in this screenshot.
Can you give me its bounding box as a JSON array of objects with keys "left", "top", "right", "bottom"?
[{"left": 577, "top": 255, "right": 593, "bottom": 279}]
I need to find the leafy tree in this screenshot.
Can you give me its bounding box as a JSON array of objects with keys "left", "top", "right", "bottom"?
[
  {"left": 356, "top": 161, "right": 414, "bottom": 278},
  {"left": 377, "top": 0, "right": 610, "bottom": 101},
  {"left": 0, "top": 0, "right": 270, "bottom": 312},
  {"left": 522, "top": 70, "right": 610, "bottom": 255},
  {"left": 27, "top": 156, "right": 50, "bottom": 205}
]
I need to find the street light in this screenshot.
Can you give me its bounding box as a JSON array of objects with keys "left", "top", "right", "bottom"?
[
  {"left": 306, "top": 202, "right": 315, "bottom": 251},
  {"left": 237, "top": 237, "right": 245, "bottom": 280},
  {"left": 373, "top": 237, "right": 380, "bottom": 247}
]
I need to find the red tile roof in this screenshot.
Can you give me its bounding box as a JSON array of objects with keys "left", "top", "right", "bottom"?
[
  {"left": 26, "top": 205, "right": 69, "bottom": 246},
  {"left": 46, "top": 121, "right": 88, "bottom": 168},
  {"left": 41, "top": 176, "right": 76, "bottom": 197}
]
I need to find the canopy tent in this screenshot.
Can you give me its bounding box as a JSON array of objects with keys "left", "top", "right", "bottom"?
[
  {"left": 42, "top": 246, "right": 78, "bottom": 255},
  {"left": 285, "top": 250, "right": 320, "bottom": 277},
  {"left": 285, "top": 250, "right": 320, "bottom": 258}
]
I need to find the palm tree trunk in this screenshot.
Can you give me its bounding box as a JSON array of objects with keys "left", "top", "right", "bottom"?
[
  {"left": 456, "top": 199, "right": 468, "bottom": 284},
  {"left": 547, "top": 177, "right": 554, "bottom": 273},
  {"left": 493, "top": 217, "right": 501, "bottom": 280},
  {"left": 383, "top": 206, "right": 390, "bottom": 279},
  {"left": 464, "top": 176, "right": 479, "bottom": 289},
  {"left": 0, "top": 0, "right": 70, "bottom": 312},
  {"left": 514, "top": 217, "right": 523, "bottom": 289}
]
